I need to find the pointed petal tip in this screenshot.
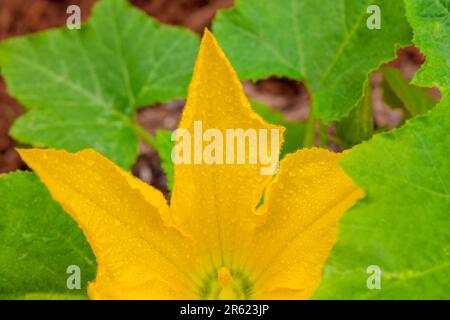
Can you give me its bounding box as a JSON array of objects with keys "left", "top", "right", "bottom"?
[
  {"left": 16, "top": 148, "right": 36, "bottom": 161},
  {"left": 201, "top": 28, "right": 214, "bottom": 42},
  {"left": 199, "top": 28, "right": 224, "bottom": 58},
  {"left": 202, "top": 27, "right": 212, "bottom": 36},
  {"left": 17, "top": 148, "right": 59, "bottom": 170}
]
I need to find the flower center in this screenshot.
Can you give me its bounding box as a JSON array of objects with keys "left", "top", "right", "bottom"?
[{"left": 197, "top": 266, "right": 253, "bottom": 299}]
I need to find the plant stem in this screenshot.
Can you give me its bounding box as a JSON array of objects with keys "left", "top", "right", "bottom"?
[
  {"left": 326, "top": 134, "right": 343, "bottom": 145},
  {"left": 133, "top": 124, "right": 158, "bottom": 149},
  {"left": 303, "top": 108, "right": 316, "bottom": 148},
  {"left": 319, "top": 122, "right": 328, "bottom": 147}
]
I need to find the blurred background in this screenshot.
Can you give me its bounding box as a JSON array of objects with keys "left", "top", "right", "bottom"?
[{"left": 0, "top": 0, "right": 437, "bottom": 195}]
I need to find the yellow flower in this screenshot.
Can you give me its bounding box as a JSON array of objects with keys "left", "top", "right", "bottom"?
[{"left": 18, "top": 31, "right": 363, "bottom": 300}]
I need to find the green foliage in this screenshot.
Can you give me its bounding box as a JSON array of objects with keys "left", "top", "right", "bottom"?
[
  {"left": 0, "top": 0, "right": 199, "bottom": 168},
  {"left": 213, "top": 0, "right": 412, "bottom": 123},
  {"left": 381, "top": 66, "right": 437, "bottom": 117},
  {"left": 336, "top": 82, "right": 374, "bottom": 148},
  {"left": 405, "top": 0, "right": 450, "bottom": 90},
  {"left": 0, "top": 172, "right": 96, "bottom": 299},
  {"left": 314, "top": 95, "right": 450, "bottom": 299}
]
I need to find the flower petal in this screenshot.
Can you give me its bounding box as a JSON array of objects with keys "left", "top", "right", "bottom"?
[
  {"left": 170, "top": 30, "right": 284, "bottom": 268},
  {"left": 247, "top": 148, "right": 364, "bottom": 299},
  {"left": 18, "top": 148, "right": 199, "bottom": 299}
]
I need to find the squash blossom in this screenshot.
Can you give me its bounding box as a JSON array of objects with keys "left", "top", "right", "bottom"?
[{"left": 18, "top": 30, "right": 363, "bottom": 299}]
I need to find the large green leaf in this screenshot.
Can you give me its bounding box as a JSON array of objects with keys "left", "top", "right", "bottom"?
[
  {"left": 0, "top": 172, "right": 96, "bottom": 300},
  {"left": 213, "top": 0, "right": 412, "bottom": 123},
  {"left": 314, "top": 95, "right": 450, "bottom": 299},
  {"left": 405, "top": 0, "right": 450, "bottom": 90},
  {"left": 0, "top": 0, "right": 199, "bottom": 168}
]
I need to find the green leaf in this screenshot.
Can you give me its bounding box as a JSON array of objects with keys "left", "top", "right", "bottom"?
[
  {"left": 405, "top": 0, "right": 450, "bottom": 90},
  {"left": 251, "top": 100, "right": 305, "bottom": 157},
  {"left": 336, "top": 82, "right": 374, "bottom": 148},
  {"left": 0, "top": 0, "right": 199, "bottom": 169},
  {"left": 381, "top": 66, "right": 437, "bottom": 117},
  {"left": 213, "top": 0, "right": 412, "bottom": 123},
  {"left": 314, "top": 95, "right": 450, "bottom": 299},
  {"left": 154, "top": 129, "right": 175, "bottom": 192},
  {"left": 0, "top": 172, "right": 96, "bottom": 299}
]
